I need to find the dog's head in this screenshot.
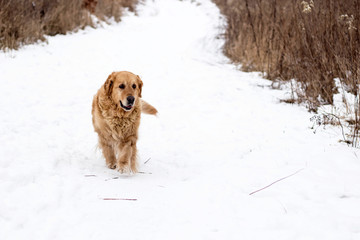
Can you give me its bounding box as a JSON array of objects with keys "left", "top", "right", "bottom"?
[{"left": 104, "top": 71, "right": 143, "bottom": 112}]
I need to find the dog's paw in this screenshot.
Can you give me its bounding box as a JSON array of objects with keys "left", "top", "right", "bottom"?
[
  {"left": 130, "top": 163, "right": 138, "bottom": 174},
  {"left": 107, "top": 163, "right": 117, "bottom": 169},
  {"left": 116, "top": 164, "right": 131, "bottom": 174}
]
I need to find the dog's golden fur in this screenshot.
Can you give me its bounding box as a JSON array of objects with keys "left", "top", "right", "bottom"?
[{"left": 92, "top": 71, "right": 157, "bottom": 173}]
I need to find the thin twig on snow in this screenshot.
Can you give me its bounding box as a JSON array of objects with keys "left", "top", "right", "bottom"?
[
  {"left": 249, "top": 168, "right": 305, "bottom": 195},
  {"left": 144, "top": 157, "right": 151, "bottom": 164}
]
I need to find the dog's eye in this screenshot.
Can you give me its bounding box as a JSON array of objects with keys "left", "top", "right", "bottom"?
[
  {"left": 132, "top": 84, "right": 136, "bottom": 89},
  {"left": 119, "top": 84, "right": 125, "bottom": 89}
]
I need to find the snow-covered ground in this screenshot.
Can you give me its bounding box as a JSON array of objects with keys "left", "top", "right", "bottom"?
[{"left": 1, "top": 0, "right": 359, "bottom": 239}]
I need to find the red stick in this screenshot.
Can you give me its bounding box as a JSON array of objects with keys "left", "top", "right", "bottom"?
[
  {"left": 102, "top": 198, "right": 137, "bottom": 201},
  {"left": 249, "top": 168, "right": 304, "bottom": 195}
]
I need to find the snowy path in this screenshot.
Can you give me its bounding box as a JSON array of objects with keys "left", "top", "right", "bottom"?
[{"left": 1, "top": 0, "right": 360, "bottom": 239}]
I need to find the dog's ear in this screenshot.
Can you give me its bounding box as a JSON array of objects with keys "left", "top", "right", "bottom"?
[
  {"left": 104, "top": 72, "right": 115, "bottom": 96},
  {"left": 137, "top": 75, "right": 143, "bottom": 98}
]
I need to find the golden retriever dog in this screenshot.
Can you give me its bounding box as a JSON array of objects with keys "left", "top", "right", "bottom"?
[{"left": 92, "top": 71, "right": 157, "bottom": 173}]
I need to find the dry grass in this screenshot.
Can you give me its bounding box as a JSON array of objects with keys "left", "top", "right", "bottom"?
[
  {"left": 214, "top": 0, "right": 360, "bottom": 145},
  {"left": 0, "top": 0, "right": 138, "bottom": 50}
]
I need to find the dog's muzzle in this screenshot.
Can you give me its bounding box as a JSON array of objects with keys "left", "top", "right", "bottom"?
[{"left": 120, "top": 96, "right": 135, "bottom": 111}]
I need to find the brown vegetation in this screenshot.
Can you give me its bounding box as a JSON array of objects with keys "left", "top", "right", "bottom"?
[
  {"left": 0, "top": 0, "right": 138, "bottom": 50},
  {"left": 214, "top": 0, "right": 360, "bottom": 145}
]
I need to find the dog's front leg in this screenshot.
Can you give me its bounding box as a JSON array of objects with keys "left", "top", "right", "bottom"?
[
  {"left": 127, "top": 136, "right": 138, "bottom": 173},
  {"left": 117, "top": 142, "right": 132, "bottom": 173},
  {"left": 117, "top": 137, "right": 138, "bottom": 174},
  {"left": 98, "top": 138, "right": 116, "bottom": 169},
  {"left": 130, "top": 143, "right": 138, "bottom": 173}
]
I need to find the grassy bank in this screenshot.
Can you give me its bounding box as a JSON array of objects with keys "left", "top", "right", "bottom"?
[
  {"left": 214, "top": 0, "right": 360, "bottom": 145},
  {"left": 0, "top": 0, "right": 138, "bottom": 50}
]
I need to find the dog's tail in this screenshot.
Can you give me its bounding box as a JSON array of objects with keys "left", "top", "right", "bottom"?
[{"left": 141, "top": 99, "right": 158, "bottom": 115}]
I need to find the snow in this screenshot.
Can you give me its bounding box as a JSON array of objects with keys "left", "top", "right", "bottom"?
[{"left": 1, "top": 0, "right": 360, "bottom": 239}]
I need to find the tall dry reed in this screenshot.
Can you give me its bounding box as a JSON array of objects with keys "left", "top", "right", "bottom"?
[{"left": 214, "top": 0, "right": 360, "bottom": 145}]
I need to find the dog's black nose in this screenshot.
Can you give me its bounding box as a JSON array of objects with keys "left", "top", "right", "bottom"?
[{"left": 127, "top": 96, "right": 135, "bottom": 104}]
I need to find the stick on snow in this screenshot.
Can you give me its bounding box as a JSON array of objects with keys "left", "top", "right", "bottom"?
[
  {"left": 102, "top": 198, "right": 137, "bottom": 201},
  {"left": 144, "top": 157, "right": 151, "bottom": 164},
  {"left": 249, "top": 168, "right": 304, "bottom": 195}
]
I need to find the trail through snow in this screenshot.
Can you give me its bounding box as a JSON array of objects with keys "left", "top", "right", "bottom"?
[{"left": 1, "top": 0, "right": 360, "bottom": 239}]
